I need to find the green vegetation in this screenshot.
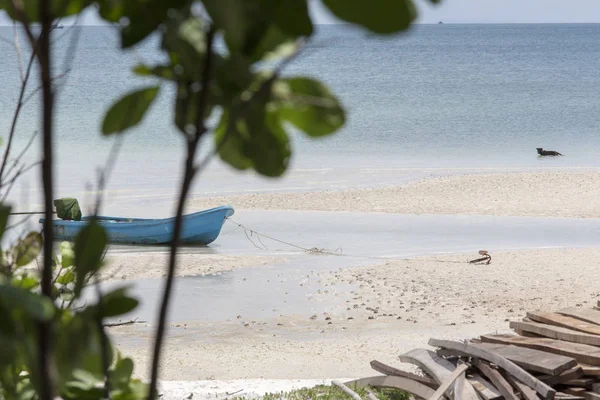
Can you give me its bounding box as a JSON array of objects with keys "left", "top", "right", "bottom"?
[{"left": 231, "top": 384, "right": 409, "bottom": 400}]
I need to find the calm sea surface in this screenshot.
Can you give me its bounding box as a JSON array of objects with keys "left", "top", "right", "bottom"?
[{"left": 1, "top": 24, "right": 600, "bottom": 216}]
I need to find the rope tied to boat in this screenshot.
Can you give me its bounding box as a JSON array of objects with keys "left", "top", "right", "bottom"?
[
  {"left": 225, "top": 217, "right": 343, "bottom": 256},
  {"left": 225, "top": 218, "right": 490, "bottom": 265}
]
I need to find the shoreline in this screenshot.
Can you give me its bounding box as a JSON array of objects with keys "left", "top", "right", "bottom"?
[{"left": 188, "top": 171, "right": 600, "bottom": 218}]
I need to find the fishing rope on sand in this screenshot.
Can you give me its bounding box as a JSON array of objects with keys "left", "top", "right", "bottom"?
[{"left": 225, "top": 217, "right": 476, "bottom": 264}]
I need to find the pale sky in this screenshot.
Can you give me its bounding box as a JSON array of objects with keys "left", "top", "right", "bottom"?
[{"left": 2, "top": 0, "right": 600, "bottom": 25}]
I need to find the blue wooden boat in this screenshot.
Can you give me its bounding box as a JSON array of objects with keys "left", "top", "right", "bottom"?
[{"left": 40, "top": 206, "right": 234, "bottom": 245}]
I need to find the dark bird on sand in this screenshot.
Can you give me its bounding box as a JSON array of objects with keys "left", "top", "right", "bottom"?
[{"left": 537, "top": 147, "right": 563, "bottom": 156}]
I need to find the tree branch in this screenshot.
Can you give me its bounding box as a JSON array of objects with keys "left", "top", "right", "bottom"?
[
  {"left": 37, "top": 0, "right": 55, "bottom": 398},
  {"left": 147, "top": 26, "right": 216, "bottom": 400}
]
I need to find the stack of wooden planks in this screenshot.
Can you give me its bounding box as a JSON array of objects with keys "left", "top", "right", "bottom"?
[{"left": 343, "top": 304, "right": 600, "bottom": 399}]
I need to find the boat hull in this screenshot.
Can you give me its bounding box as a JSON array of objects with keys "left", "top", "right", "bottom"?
[{"left": 40, "top": 206, "right": 234, "bottom": 245}]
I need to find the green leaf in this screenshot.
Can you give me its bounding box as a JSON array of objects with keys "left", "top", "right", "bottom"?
[
  {"left": 110, "top": 354, "right": 134, "bottom": 388},
  {"left": 13, "top": 232, "right": 43, "bottom": 267},
  {"left": 0, "top": 284, "right": 54, "bottom": 321},
  {"left": 322, "top": 0, "right": 417, "bottom": 34},
  {"left": 275, "top": 77, "right": 345, "bottom": 136},
  {"left": 102, "top": 86, "right": 159, "bottom": 135},
  {"left": 133, "top": 64, "right": 175, "bottom": 81},
  {"left": 100, "top": 287, "right": 138, "bottom": 318},
  {"left": 161, "top": 16, "right": 206, "bottom": 81},
  {"left": 0, "top": 0, "right": 92, "bottom": 22},
  {"left": 249, "top": 112, "right": 291, "bottom": 177},
  {"left": 202, "top": 0, "right": 298, "bottom": 61},
  {"left": 57, "top": 270, "right": 75, "bottom": 285},
  {"left": 74, "top": 221, "right": 107, "bottom": 296},
  {"left": 269, "top": 0, "right": 313, "bottom": 37},
  {"left": 12, "top": 275, "right": 39, "bottom": 291},
  {"left": 0, "top": 204, "right": 11, "bottom": 243},
  {"left": 60, "top": 241, "right": 75, "bottom": 269},
  {"left": 214, "top": 113, "right": 253, "bottom": 171},
  {"left": 96, "top": 0, "right": 189, "bottom": 48}
]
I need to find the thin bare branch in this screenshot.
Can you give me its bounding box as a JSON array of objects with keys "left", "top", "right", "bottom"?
[
  {"left": 2, "top": 161, "right": 42, "bottom": 202},
  {"left": 0, "top": 42, "right": 38, "bottom": 186},
  {"left": 94, "top": 136, "right": 124, "bottom": 216},
  {"left": 22, "top": 70, "right": 71, "bottom": 106},
  {"left": 2, "top": 131, "right": 38, "bottom": 186},
  {"left": 13, "top": 22, "right": 24, "bottom": 81},
  {"left": 147, "top": 26, "right": 216, "bottom": 400}
]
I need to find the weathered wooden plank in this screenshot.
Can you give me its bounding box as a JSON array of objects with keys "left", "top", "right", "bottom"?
[
  {"left": 429, "top": 363, "right": 468, "bottom": 400},
  {"left": 472, "top": 359, "right": 519, "bottom": 400},
  {"left": 581, "top": 364, "right": 600, "bottom": 376},
  {"left": 584, "top": 392, "right": 600, "bottom": 400},
  {"left": 473, "top": 342, "right": 577, "bottom": 375},
  {"left": 592, "top": 382, "right": 600, "bottom": 393},
  {"left": 564, "top": 378, "right": 595, "bottom": 388},
  {"left": 558, "top": 308, "right": 600, "bottom": 326},
  {"left": 564, "top": 388, "right": 587, "bottom": 396},
  {"left": 528, "top": 312, "right": 600, "bottom": 336},
  {"left": 428, "top": 339, "right": 555, "bottom": 399},
  {"left": 511, "top": 321, "right": 600, "bottom": 347},
  {"left": 556, "top": 393, "right": 585, "bottom": 400},
  {"left": 369, "top": 360, "right": 438, "bottom": 388},
  {"left": 399, "top": 349, "right": 480, "bottom": 400},
  {"left": 343, "top": 376, "right": 436, "bottom": 399},
  {"left": 502, "top": 372, "right": 539, "bottom": 400},
  {"left": 538, "top": 367, "right": 584, "bottom": 385},
  {"left": 481, "top": 334, "right": 600, "bottom": 366},
  {"left": 468, "top": 374, "right": 503, "bottom": 400}
]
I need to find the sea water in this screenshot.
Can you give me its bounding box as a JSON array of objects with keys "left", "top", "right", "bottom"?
[{"left": 2, "top": 24, "right": 600, "bottom": 216}]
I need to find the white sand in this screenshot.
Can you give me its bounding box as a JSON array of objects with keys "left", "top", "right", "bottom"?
[
  {"left": 189, "top": 171, "right": 600, "bottom": 218},
  {"left": 111, "top": 248, "right": 600, "bottom": 382},
  {"left": 100, "top": 253, "right": 286, "bottom": 281}
]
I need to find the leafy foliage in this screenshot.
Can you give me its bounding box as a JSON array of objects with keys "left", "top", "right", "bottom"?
[{"left": 102, "top": 87, "right": 160, "bottom": 135}]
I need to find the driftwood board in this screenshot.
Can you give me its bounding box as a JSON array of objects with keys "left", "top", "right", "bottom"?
[
  {"left": 558, "top": 308, "right": 600, "bottom": 326},
  {"left": 369, "top": 360, "right": 438, "bottom": 388},
  {"left": 473, "top": 342, "right": 577, "bottom": 375},
  {"left": 399, "top": 348, "right": 480, "bottom": 400},
  {"left": 538, "top": 366, "right": 584, "bottom": 386},
  {"left": 581, "top": 364, "right": 600, "bottom": 376},
  {"left": 510, "top": 321, "right": 600, "bottom": 347},
  {"left": 429, "top": 363, "right": 468, "bottom": 400},
  {"left": 502, "top": 371, "right": 539, "bottom": 400},
  {"left": 472, "top": 359, "right": 519, "bottom": 400},
  {"left": 528, "top": 312, "right": 600, "bottom": 336},
  {"left": 481, "top": 334, "right": 600, "bottom": 366},
  {"left": 468, "top": 373, "right": 503, "bottom": 400},
  {"left": 343, "top": 376, "right": 435, "bottom": 399},
  {"left": 428, "top": 339, "right": 555, "bottom": 400}
]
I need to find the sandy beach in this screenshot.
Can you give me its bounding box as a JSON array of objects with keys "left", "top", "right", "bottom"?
[
  {"left": 109, "top": 247, "right": 600, "bottom": 381},
  {"left": 99, "top": 170, "right": 600, "bottom": 398},
  {"left": 189, "top": 171, "right": 600, "bottom": 218}
]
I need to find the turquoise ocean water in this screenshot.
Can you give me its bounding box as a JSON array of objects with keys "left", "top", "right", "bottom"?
[{"left": 1, "top": 24, "right": 600, "bottom": 216}]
